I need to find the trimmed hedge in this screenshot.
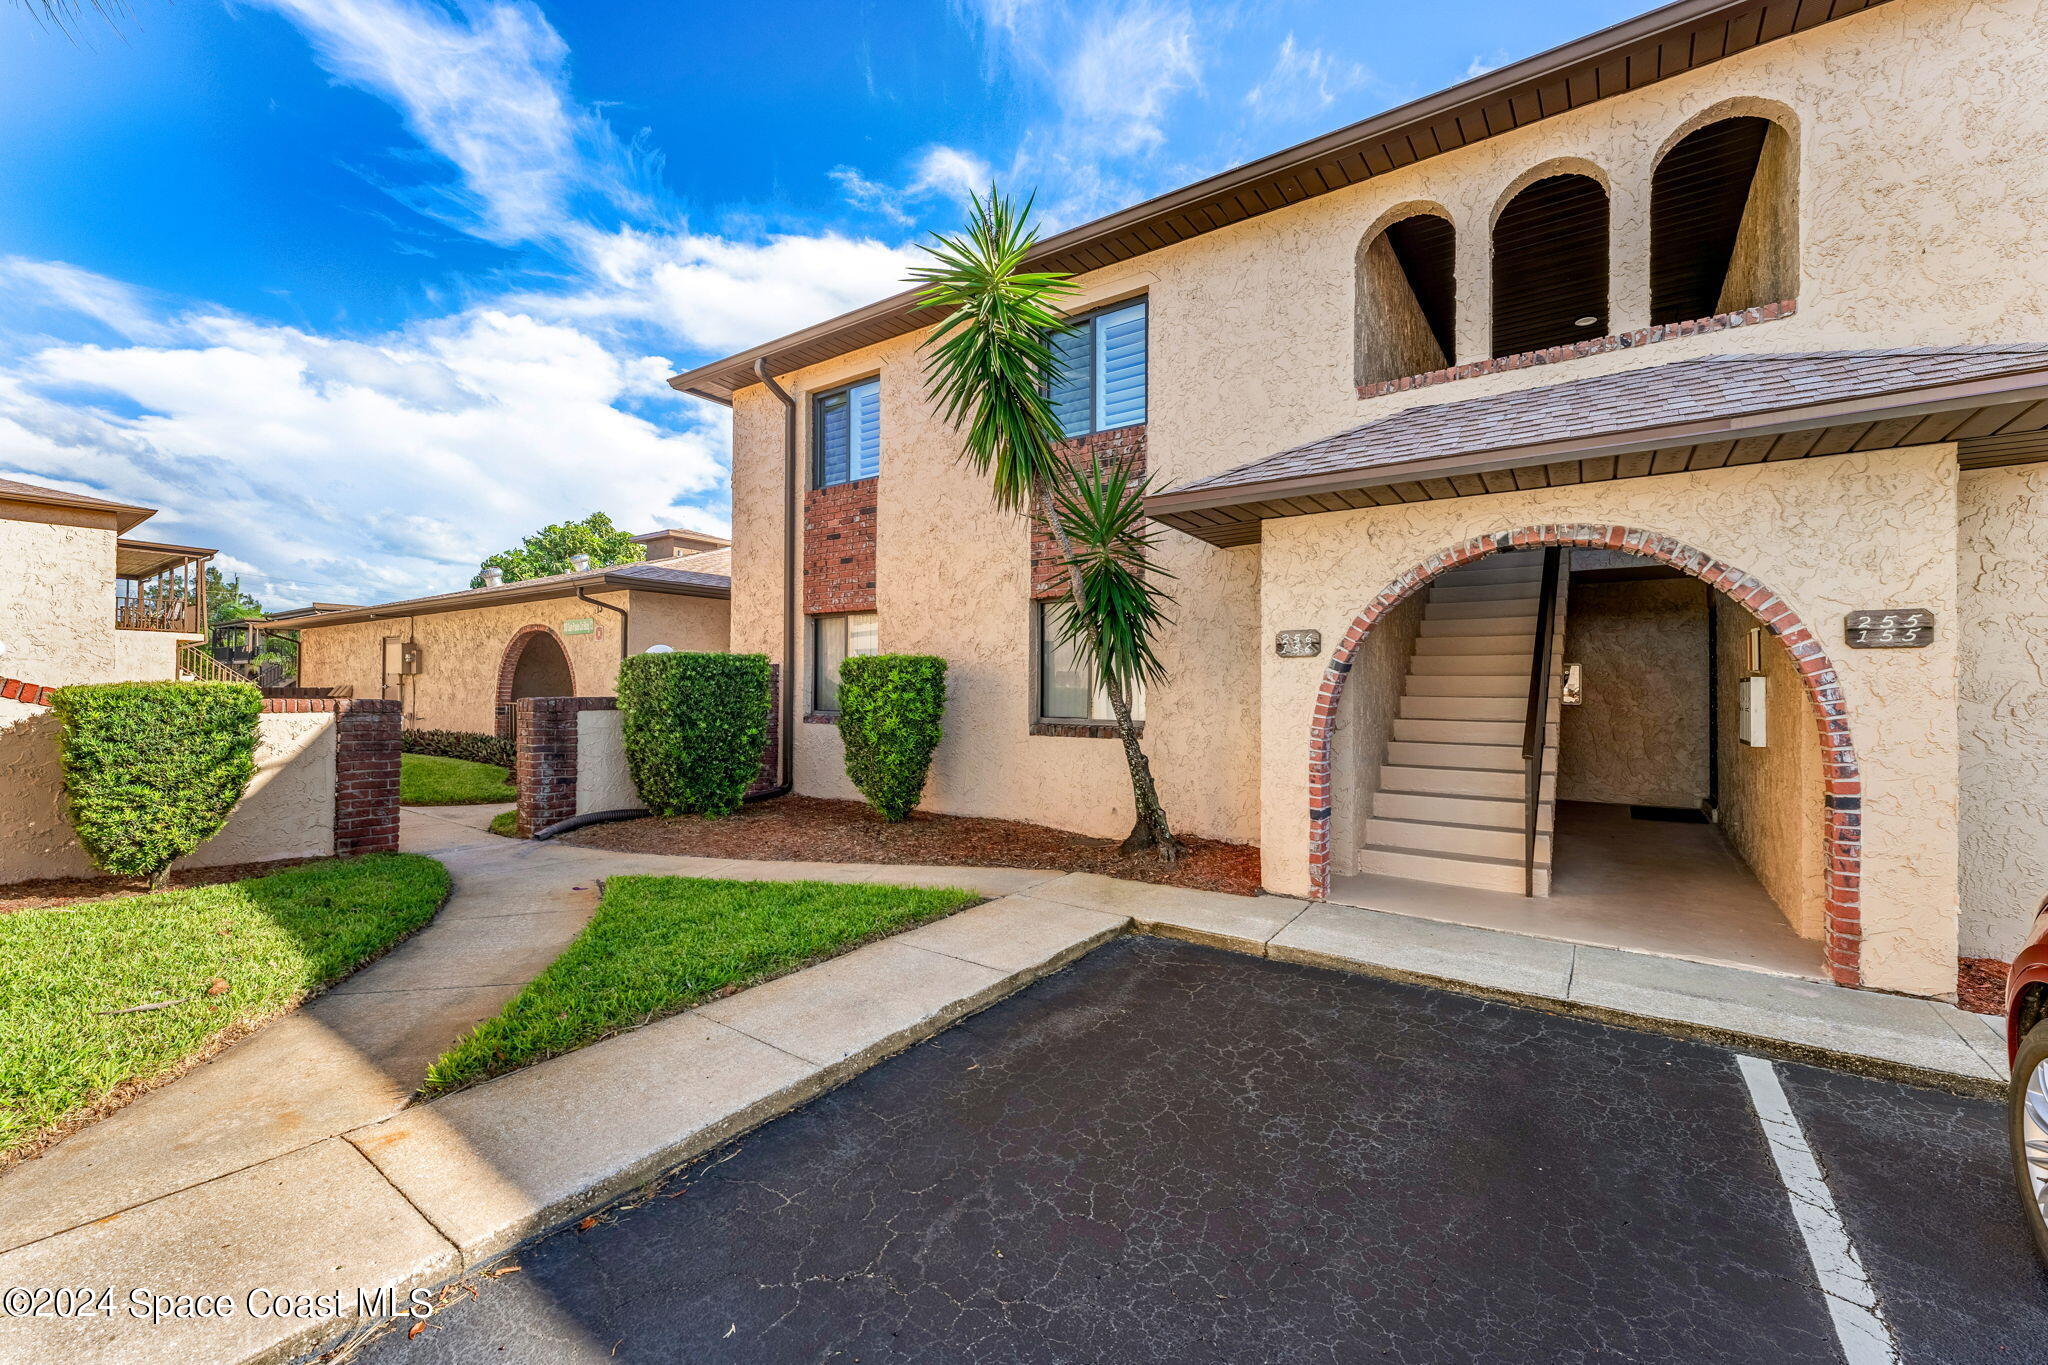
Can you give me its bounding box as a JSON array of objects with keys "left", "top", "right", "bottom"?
[
  {"left": 402, "top": 728, "right": 514, "bottom": 768},
  {"left": 616, "top": 652, "right": 772, "bottom": 818},
  {"left": 53, "top": 682, "right": 263, "bottom": 886},
  {"left": 838, "top": 655, "right": 947, "bottom": 821}
]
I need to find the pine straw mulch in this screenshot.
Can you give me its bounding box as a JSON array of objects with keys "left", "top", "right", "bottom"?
[
  {"left": 0, "top": 857, "right": 333, "bottom": 914},
  {"left": 561, "top": 795, "right": 1264, "bottom": 897},
  {"left": 1958, "top": 956, "right": 2010, "bottom": 1015}
]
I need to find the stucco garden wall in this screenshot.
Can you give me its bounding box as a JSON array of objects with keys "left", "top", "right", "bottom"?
[
  {"left": 0, "top": 707, "right": 337, "bottom": 885},
  {"left": 298, "top": 589, "right": 683, "bottom": 735},
  {"left": 573, "top": 708, "right": 640, "bottom": 817},
  {"left": 111, "top": 628, "right": 188, "bottom": 682},
  {"left": 1259, "top": 448, "right": 1961, "bottom": 997},
  {"left": 0, "top": 500, "right": 117, "bottom": 688},
  {"left": 1958, "top": 464, "right": 2048, "bottom": 959}
]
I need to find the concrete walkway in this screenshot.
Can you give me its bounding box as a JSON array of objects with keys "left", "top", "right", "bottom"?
[{"left": 0, "top": 809, "right": 2008, "bottom": 1364}]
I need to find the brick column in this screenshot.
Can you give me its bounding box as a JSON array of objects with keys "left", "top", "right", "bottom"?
[
  {"left": 515, "top": 696, "right": 614, "bottom": 837},
  {"left": 748, "top": 664, "right": 782, "bottom": 796},
  {"left": 262, "top": 696, "right": 401, "bottom": 856}
]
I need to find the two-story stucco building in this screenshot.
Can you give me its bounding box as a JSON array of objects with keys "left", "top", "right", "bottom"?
[{"left": 671, "top": 0, "right": 2048, "bottom": 999}]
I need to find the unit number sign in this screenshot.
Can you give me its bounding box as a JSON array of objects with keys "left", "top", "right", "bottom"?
[{"left": 1845, "top": 608, "right": 1934, "bottom": 648}]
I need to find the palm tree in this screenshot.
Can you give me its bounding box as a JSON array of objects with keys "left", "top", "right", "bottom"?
[{"left": 912, "top": 190, "right": 1182, "bottom": 860}]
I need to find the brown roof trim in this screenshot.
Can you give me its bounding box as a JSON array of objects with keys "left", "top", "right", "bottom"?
[
  {"left": 0, "top": 477, "right": 157, "bottom": 534},
  {"left": 1145, "top": 365, "right": 2048, "bottom": 542},
  {"left": 292, "top": 569, "right": 728, "bottom": 630},
  {"left": 667, "top": 0, "right": 1892, "bottom": 405}
]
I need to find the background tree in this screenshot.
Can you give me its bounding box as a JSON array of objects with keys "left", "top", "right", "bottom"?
[
  {"left": 911, "top": 190, "right": 1181, "bottom": 860},
  {"left": 472, "top": 512, "right": 644, "bottom": 587},
  {"left": 207, "top": 566, "right": 264, "bottom": 626}
]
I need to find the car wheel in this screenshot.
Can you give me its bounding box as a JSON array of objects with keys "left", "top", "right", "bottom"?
[{"left": 2010, "top": 1018, "right": 2048, "bottom": 1266}]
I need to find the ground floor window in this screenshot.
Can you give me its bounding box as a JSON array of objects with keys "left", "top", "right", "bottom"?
[
  {"left": 811, "top": 610, "right": 878, "bottom": 713},
  {"left": 1036, "top": 600, "right": 1142, "bottom": 724}
]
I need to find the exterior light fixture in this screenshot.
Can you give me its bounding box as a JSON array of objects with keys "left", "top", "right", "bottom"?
[
  {"left": 1574, "top": 316, "right": 1599, "bottom": 327},
  {"left": 643, "top": 644, "right": 676, "bottom": 654}
]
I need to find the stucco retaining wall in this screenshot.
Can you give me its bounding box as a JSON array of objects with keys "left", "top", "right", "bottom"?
[
  {"left": 1260, "top": 448, "right": 1961, "bottom": 996},
  {"left": 0, "top": 707, "right": 338, "bottom": 885}
]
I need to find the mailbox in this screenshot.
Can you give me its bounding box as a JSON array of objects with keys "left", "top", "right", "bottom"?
[{"left": 1737, "top": 674, "right": 1767, "bottom": 748}]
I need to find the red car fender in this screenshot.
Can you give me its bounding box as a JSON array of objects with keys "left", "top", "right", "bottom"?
[{"left": 2006, "top": 893, "right": 2048, "bottom": 1062}]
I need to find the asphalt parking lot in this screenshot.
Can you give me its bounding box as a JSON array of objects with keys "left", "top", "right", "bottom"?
[{"left": 355, "top": 936, "right": 2048, "bottom": 1364}]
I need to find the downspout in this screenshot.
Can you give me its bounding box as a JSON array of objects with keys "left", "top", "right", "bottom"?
[
  {"left": 574, "top": 584, "right": 630, "bottom": 662},
  {"left": 752, "top": 355, "right": 798, "bottom": 801}
]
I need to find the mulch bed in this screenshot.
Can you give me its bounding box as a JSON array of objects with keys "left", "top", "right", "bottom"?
[
  {"left": 0, "top": 857, "right": 333, "bottom": 914},
  {"left": 1958, "top": 956, "right": 2009, "bottom": 1015},
  {"left": 561, "top": 795, "right": 1264, "bottom": 897}
]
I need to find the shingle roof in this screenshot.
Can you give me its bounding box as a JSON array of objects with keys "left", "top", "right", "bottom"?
[
  {"left": 1161, "top": 346, "right": 2048, "bottom": 500},
  {"left": 0, "top": 475, "right": 157, "bottom": 533},
  {"left": 293, "top": 555, "right": 730, "bottom": 629}
]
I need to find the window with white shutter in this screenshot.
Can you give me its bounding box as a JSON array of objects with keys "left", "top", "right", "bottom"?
[
  {"left": 813, "top": 378, "right": 882, "bottom": 487},
  {"left": 1045, "top": 299, "right": 1147, "bottom": 439}
]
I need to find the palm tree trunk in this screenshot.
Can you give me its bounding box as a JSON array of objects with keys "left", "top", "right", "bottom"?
[{"left": 1038, "top": 481, "right": 1181, "bottom": 861}]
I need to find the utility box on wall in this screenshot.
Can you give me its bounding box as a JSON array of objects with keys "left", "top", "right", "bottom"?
[{"left": 1737, "top": 675, "right": 1768, "bottom": 748}]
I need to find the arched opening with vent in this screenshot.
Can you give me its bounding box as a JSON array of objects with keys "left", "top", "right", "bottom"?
[
  {"left": 1491, "top": 174, "right": 1610, "bottom": 359},
  {"left": 1355, "top": 211, "right": 1457, "bottom": 387},
  {"left": 1651, "top": 115, "right": 1798, "bottom": 324},
  {"left": 495, "top": 624, "right": 577, "bottom": 739}
]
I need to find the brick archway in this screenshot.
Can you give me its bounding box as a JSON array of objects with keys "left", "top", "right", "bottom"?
[
  {"left": 495, "top": 624, "right": 577, "bottom": 740},
  {"left": 1306, "top": 524, "right": 1863, "bottom": 986}
]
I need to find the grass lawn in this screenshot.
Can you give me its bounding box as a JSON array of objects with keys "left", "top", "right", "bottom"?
[
  {"left": 423, "top": 876, "right": 978, "bottom": 1095},
  {"left": 489, "top": 810, "right": 520, "bottom": 837},
  {"left": 401, "top": 752, "right": 515, "bottom": 805},
  {"left": 0, "top": 853, "right": 449, "bottom": 1160}
]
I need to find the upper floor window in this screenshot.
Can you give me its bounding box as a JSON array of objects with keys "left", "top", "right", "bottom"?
[
  {"left": 1047, "top": 299, "right": 1147, "bottom": 439},
  {"left": 1491, "top": 174, "right": 1610, "bottom": 358},
  {"left": 1650, "top": 116, "right": 1797, "bottom": 324},
  {"left": 814, "top": 378, "right": 881, "bottom": 488}
]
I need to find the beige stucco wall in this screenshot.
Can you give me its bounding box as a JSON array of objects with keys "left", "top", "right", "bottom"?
[
  {"left": 1715, "top": 599, "right": 1829, "bottom": 939},
  {"left": 111, "top": 628, "right": 189, "bottom": 682},
  {"left": 1259, "top": 448, "right": 1961, "bottom": 996},
  {"left": 1958, "top": 464, "right": 2048, "bottom": 959},
  {"left": 0, "top": 706, "right": 336, "bottom": 885},
  {"left": 299, "top": 588, "right": 727, "bottom": 734},
  {"left": 1560, "top": 577, "right": 1711, "bottom": 809},
  {"left": 0, "top": 500, "right": 118, "bottom": 688},
  {"left": 1330, "top": 592, "right": 1426, "bottom": 873}
]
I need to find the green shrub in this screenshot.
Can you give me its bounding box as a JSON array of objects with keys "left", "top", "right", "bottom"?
[
  {"left": 54, "top": 682, "right": 263, "bottom": 888},
  {"left": 615, "top": 652, "right": 772, "bottom": 818},
  {"left": 402, "top": 728, "right": 514, "bottom": 768},
  {"left": 838, "top": 654, "right": 947, "bottom": 821}
]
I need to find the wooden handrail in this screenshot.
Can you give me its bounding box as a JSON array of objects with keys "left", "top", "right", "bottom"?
[
  {"left": 178, "top": 643, "right": 257, "bottom": 685},
  {"left": 1520, "top": 547, "right": 1563, "bottom": 897}
]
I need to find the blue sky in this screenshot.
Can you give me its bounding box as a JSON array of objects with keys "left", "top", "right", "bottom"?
[{"left": 0, "top": 0, "right": 1637, "bottom": 607}]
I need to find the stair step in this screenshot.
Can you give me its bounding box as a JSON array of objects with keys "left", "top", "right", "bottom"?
[
  {"left": 1413, "top": 633, "right": 1537, "bottom": 656},
  {"left": 1406, "top": 675, "right": 1527, "bottom": 697},
  {"left": 1392, "top": 717, "right": 1548, "bottom": 745},
  {"left": 1426, "top": 597, "right": 1540, "bottom": 620},
  {"left": 1365, "top": 816, "right": 1552, "bottom": 862},
  {"left": 1385, "top": 739, "right": 1525, "bottom": 771},
  {"left": 1373, "top": 789, "right": 1550, "bottom": 830},
  {"left": 1400, "top": 695, "right": 1525, "bottom": 722},
  {"left": 1356, "top": 845, "right": 1550, "bottom": 894},
  {"left": 1421, "top": 616, "right": 1546, "bottom": 637},
  {"left": 1440, "top": 560, "right": 1545, "bottom": 582},
  {"left": 1408, "top": 653, "right": 1531, "bottom": 676},
  {"left": 1380, "top": 765, "right": 1557, "bottom": 800},
  {"left": 1432, "top": 581, "right": 1548, "bottom": 603}
]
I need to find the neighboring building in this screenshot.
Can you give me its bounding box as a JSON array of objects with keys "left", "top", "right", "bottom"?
[
  {"left": 0, "top": 475, "right": 215, "bottom": 691},
  {"left": 670, "top": 0, "right": 2048, "bottom": 998},
  {"left": 294, "top": 530, "right": 731, "bottom": 736},
  {"left": 210, "top": 603, "right": 364, "bottom": 685}
]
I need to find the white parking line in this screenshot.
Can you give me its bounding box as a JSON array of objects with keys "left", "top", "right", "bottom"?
[{"left": 1736, "top": 1055, "right": 1900, "bottom": 1365}]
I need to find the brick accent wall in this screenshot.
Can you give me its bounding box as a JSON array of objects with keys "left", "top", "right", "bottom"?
[
  {"left": 1031, "top": 425, "right": 1147, "bottom": 600},
  {"left": 1304, "top": 523, "right": 1864, "bottom": 987},
  {"left": 804, "top": 478, "right": 878, "bottom": 615},
  {"left": 495, "top": 624, "right": 578, "bottom": 740},
  {"left": 263, "top": 696, "right": 401, "bottom": 856},
  {"left": 1355, "top": 301, "right": 1797, "bottom": 399},
  {"left": 0, "top": 676, "right": 57, "bottom": 706}
]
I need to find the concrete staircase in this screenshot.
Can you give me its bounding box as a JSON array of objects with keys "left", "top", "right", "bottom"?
[{"left": 1358, "top": 555, "right": 1562, "bottom": 895}]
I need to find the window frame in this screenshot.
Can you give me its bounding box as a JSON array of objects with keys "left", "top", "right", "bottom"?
[
  {"left": 1030, "top": 599, "right": 1144, "bottom": 735},
  {"left": 1046, "top": 297, "right": 1148, "bottom": 440},
  {"left": 810, "top": 377, "right": 882, "bottom": 490},
  {"left": 808, "top": 609, "right": 878, "bottom": 717}
]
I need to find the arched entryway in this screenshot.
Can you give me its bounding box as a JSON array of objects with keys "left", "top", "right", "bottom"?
[
  {"left": 496, "top": 625, "right": 576, "bottom": 739},
  {"left": 1306, "top": 525, "right": 1862, "bottom": 986}
]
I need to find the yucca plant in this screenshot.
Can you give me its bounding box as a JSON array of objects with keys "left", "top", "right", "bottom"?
[{"left": 912, "top": 189, "right": 1181, "bottom": 859}]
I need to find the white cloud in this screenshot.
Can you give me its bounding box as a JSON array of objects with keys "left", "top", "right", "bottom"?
[
  {"left": 1062, "top": 3, "right": 1200, "bottom": 153},
  {"left": 1244, "top": 35, "right": 1369, "bottom": 125},
  {"left": 0, "top": 263, "right": 728, "bottom": 608},
  {"left": 1463, "top": 50, "right": 1510, "bottom": 80},
  {"left": 830, "top": 145, "right": 993, "bottom": 226}
]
